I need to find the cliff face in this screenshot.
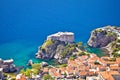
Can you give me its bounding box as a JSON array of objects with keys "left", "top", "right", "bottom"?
[
  {"left": 88, "top": 29, "right": 117, "bottom": 48},
  {"left": 36, "top": 40, "right": 66, "bottom": 60},
  {"left": 36, "top": 39, "right": 85, "bottom": 63},
  {"left": 0, "top": 59, "right": 17, "bottom": 73}
]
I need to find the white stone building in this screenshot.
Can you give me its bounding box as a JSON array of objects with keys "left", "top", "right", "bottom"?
[{"left": 47, "top": 32, "right": 74, "bottom": 43}]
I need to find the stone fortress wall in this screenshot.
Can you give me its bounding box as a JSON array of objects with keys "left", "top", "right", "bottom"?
[{"left": 47, "top": 32, "right": 74, "bottom": 43}]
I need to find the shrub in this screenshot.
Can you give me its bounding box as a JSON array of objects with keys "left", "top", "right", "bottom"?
[
  {"left": 78, "top": 51, "right": 86, "bottom": 56},
  {"left": 69, "top": 56, "right": 75, "bottom": 60},
  {"left": 42, "top": 40, "right": 54, "bottom": 48},
  {"left": 94, "top": 61, "right": 100, "bottom": 65},
  {"left": 43, "top": 74, "right": 54, "bottom": 80},
  {"left": 32, "top": 63, "right": 41, "bottom": 70},
  {"left": 77, "top": 42, "right": 83, "bottom": 47},
  {"left": 61, "top": 44, "right": 76, "bottom": 57},
  {"left": 116, "top": 39, "right": 120, "bottom": 43},
  {"left": 24, "top": 68, "right": 32, "bottom": 78}
]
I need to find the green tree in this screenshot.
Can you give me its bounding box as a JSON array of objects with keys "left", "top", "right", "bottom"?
[
  {"left": 20, "top": 69, "right": 25, "bottom": 74},
  {"left": 43, "top": 74, "right": 54, "bottom": 80},
  {"left": 24, "top": 68, "right": 32, "bottom": 78},
  {"left": 79, "top": 51, "right": 86, "bottom": 56},
  {"left": 31, "top": 63, "right": 41, "bottom": 74},
  {"left": 69, "top": 56, "right": 75, "bottom": 60},
  {"left": 77, "top": 42, "right": 82, "bottom": 47}
]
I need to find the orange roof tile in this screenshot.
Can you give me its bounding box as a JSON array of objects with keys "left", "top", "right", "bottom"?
[
  {"left": 81, "top": 55, "right": 88, "bottom": 59},
  {"left": 88, "top": 71, "right": 94, "bottom": 76},
  {"left": 43, "top": 68, "right": 49, "bottom": 73},
  {"left": 79, "top": 71, "right": 87, "bottom": 76},
  {"left": 49, "top": 68, "right": 57, "bottom": 75},
  {"left": 99, "top": 71, "right": 119, "bottom": 80},
  {"left": 110, "top": 66, "right": 120, "bottom": 70},
  {"left": 90, "top": 54, "right": 97, "bottom": 58},
  {"left": 20, "top": 75, "right": 26, "bottom": 80},
  {"left": 116, "top": 58, "right": 120, "bottom": 63},
  {"left": 53, "top": 72, "right": 61, "bottom": 77}
]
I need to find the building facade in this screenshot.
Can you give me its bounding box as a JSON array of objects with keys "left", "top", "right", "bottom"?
[{"left": 47, "top": 32, "right": 74, "bottom": 43}]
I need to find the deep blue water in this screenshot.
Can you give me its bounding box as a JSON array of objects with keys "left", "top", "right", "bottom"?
[{"left": 0, "top": 0, "right": 120, "bottom": 66}]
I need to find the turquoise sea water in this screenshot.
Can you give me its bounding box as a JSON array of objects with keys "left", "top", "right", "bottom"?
[
  {"left": 0, "top": 40, "right": 38, "bottom": 66},
  {"left": 0, "top": 0, "right": 120, "bottom": 67},
  {"left": 86, "top": 47, "right": 107, "bottom": 57},
  {"left": 0, "top": 40, "right": 54, "bottom": 66},
  {"left": 0, "top": 39, "right": 106, "bottom": 67}
]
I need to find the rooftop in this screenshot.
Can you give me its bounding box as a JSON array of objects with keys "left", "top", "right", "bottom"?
[
  {"left": 48, "top": 32, "right": 74, "bottom": 37},
  {"left": 99, "top": 71, "right": 119, "bottom": 80}
]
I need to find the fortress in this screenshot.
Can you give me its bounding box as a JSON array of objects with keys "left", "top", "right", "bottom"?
[{"left": 47, "top": 32, "right": 74, "bottom": 43}]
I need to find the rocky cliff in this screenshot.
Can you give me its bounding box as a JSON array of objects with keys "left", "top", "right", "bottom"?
[
  {"left": 88, "top": 26, "right": 120, "bottom": 57},
  {"left": 36, "top": 39, "right": 86, "bottom": 63},
  {"left": 36, "top": 40, "right": 66, "bottom": 59},
  {"left": 88, "top": 26, "right": 117, "bottom": 48},
  {"left": 0, "top": 58, "right": 17, "bottom": 73}
]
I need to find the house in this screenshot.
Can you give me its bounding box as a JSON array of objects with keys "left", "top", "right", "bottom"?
[
  {"left": 90, "top": 54, "right": 97, "bottom": 58},
  {"left": 86, "top": 76, "right": 99, "bottom": 80},
  {"left": 79, "top": 71, "right": 88, "bottom": 79},
  {"left": 65, "top": 66, "right": 74, "bottom": 78},
  {"left": 16, "top": 74, "right": 26, "bottom": 80},
  {"left": 110, "top": 66, "right": 120, "bottom": 72},
  {"left": 52, "top": 72, "right": 62, "bottom": 79},
  {"left": 116, "top": 58, "right": 120, "bottom": 66},
  {"left": 43, "top": 68, "right": 49, "bottom": 74},
  {"left": 58, "top": 68, "right": 66, "bottom": 78},
  {"left": 88, "top": 71, "right": 95, "bottom": 76},
  {"left": 98, "top": 71, "right": 120, "bottom": 80},
  {"left": 49, "top": 67, "right": 58, "bottom": 77},
  {"left": 96, "top": 65, "right": 106, "bottom": 71}
]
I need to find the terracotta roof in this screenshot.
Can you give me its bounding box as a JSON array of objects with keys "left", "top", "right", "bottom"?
[
  {"left": 16, "top": 74, "right": 26, "bottom": 80},
  {"left": 81, "top": 55, "right": 88, "bottom": 59},
  {"left": 116, "top": 58, "right": 120, "bottom": 63},
  {"left": 49, "top": 68, "right": 56, "bottom": 72},
  {"left": 43, "top": 68, "right": 49, "bottom": 73},
  {"left": 90, "top": 54, "right": 97, "bottom": 58},
  {"left": 97, "top": 65, "right": 106, "bottom": 69},
  {"left": 53, "top": 72, "right": 61, "bottom": 77},
  {"left": 20, "top": 75, "right": 26, "bottom": 80},
  {"left": 88, "top": 57, "right": 99, "bottom": 62},
  {"left": 58, "top": 67, "right": 66, "bottom": 74},
  {"left": 110, "top": 66, "right": 120, "bottom": 70},
  {"left": 88, "top": 71, "right": 94, "bottom": 76},
  {"left": 79, "top": 71, "right": 87, "bottom": 76},
  {"left": 99, "top": 71, "right": 119, "bottom": 80}
]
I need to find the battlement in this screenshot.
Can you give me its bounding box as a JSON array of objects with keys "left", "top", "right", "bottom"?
[{"left": 47, "top": 32, "right": 74, "bottom": 43}]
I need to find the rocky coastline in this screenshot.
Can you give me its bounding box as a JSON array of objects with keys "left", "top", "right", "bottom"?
[
  {"left": 35, "top": 32, "right": 87, "bottom": 64},
  {"left": 88, "top": 26, "right": 120, "bottom": 57},
  {"left": 1, "top": 26, "right": 120, "bottom": 79}
]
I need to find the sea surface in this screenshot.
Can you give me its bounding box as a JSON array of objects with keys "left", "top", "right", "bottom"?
[{"left": 0, "top": 0, "right": 120, "bottom": 66}]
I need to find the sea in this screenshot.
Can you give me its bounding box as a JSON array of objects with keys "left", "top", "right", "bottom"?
[{"left": 0, "top": 0, "right": 120, "bottom": 67}]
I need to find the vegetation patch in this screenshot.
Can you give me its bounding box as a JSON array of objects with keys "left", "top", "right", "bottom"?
[{"left": 42, "top": 40, "right": 54, "bottom": 48}]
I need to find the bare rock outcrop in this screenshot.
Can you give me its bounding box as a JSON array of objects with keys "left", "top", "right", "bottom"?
[
  {"left": 0, "top": 58, "right": 17, "bottom": 73},
  {"left": 88, "top": 26, "right": 118, "bottom": 48}
]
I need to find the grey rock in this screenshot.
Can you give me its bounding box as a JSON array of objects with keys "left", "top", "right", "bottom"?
[
  {"left": 41, "top": 62, "right": 48, "bottom": 67},
  {"left": 0, "top": 58, "right": 17, "bottom": 73},
  {"left": 0, "top": 68, "right": 4, "bottom": 79},
  {"left": 27, "top": 59, "right": 33, "bottom": 66},
  {"left": 88, "top": 27, "right": 117, "bottom": 48},
  {"left": 36, "top": 40, "right": 66, "bottom": 60},
  {"left": 58, "top": 58, "right": 68, "bottom": 64}
]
